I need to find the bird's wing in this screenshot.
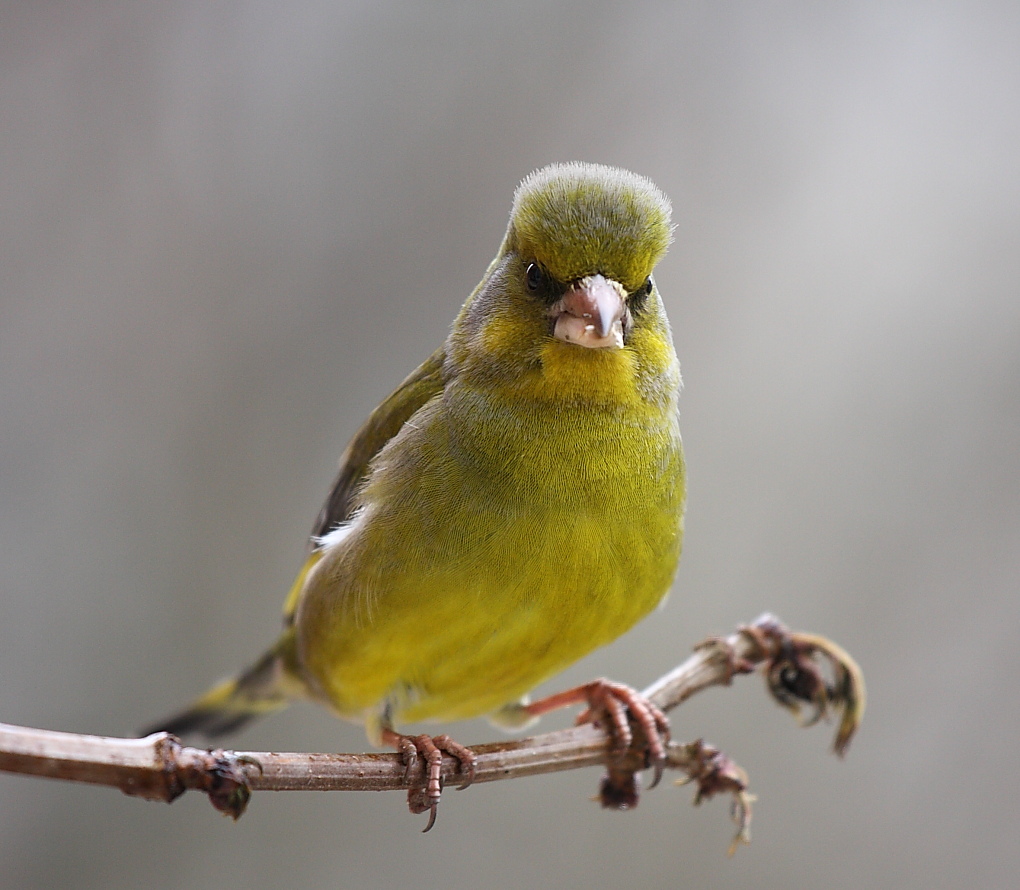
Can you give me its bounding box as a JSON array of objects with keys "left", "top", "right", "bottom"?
[
  {"left": 280, "top": 346, "right": 447, "bottom": 626},
  {"left": 308, "top": 345, "right": 447, "bottom": 545}
]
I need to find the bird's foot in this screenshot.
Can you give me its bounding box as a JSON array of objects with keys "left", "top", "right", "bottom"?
[
  {"left": 525, "top": 678, "right": 670, "bottom": 793},
  {"left": 383, "top": 731, "right": 476, "bottom": 832}
]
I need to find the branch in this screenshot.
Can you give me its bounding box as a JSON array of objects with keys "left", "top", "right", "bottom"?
[{"left": 0, "top": 614, "right": 864, "bottom": 849}]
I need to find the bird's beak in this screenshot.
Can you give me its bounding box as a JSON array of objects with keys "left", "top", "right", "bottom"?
[{"left": 549, "top": 274, "right": 627, "bottom": 349}]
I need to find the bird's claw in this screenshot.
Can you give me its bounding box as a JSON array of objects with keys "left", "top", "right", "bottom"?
[
  {"left": 524, "top": 677, "right": 670, "bottom": 799},
  {"left": 575, "top": 679, "right": 671, "bottom": 791},
  {"left": 393, "top": 733, "right": 476, "bottom": 832}
]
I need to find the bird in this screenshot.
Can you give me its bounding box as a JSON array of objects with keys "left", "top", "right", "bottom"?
[{"left": 144, "top": 162, "right": 686, "bottom": 829}]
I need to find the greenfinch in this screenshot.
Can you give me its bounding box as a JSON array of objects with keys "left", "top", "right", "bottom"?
[{"left": 147, "top": 162, "right": 686, "bottom": 827}]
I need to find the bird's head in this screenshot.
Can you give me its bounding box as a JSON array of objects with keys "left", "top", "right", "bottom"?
[{"left": 449, "top": 163, "right": 678, "bottom": 407}]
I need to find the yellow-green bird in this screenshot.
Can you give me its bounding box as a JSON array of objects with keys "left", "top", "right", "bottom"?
[{"left": 147, "top": 162, "right": 686, "bottom": 828}]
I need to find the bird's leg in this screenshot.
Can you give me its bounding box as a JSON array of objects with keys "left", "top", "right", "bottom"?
[
  {"left": 381, "top": 729, "right": 476, "bottom": 832},
  {"left": 523, "top": 678, "right": 670, "bottom": 789}
]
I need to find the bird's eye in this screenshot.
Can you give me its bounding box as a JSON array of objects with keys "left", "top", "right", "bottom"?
[
  {"left": 630, "top": 277, "right": 653, "bottom": 309},
  {"left": 525, "top": 263, "right": 544, "bottom": 292}
]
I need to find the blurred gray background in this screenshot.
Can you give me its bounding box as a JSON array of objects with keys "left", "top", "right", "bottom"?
[{"left": 2, "top": 2, "right": 1018, "bottom": 888}]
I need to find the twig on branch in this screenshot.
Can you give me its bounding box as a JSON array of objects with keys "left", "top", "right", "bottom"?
[{"left": 0, "top": 613, "right": 864, "bottom": 849}]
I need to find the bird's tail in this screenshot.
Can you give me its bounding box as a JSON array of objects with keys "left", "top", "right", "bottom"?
[{"left": 141, "top": 629, "right": 306, "bottom": 740}]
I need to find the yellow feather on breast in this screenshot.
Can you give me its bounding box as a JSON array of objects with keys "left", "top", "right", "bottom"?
[{"left": 295, "top": 332, "right": 684, "bottom": 728}]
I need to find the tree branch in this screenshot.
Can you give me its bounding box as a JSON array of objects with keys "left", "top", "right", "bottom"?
[{"left": 0, "top": 613, "right": 864, "bottom": 848}]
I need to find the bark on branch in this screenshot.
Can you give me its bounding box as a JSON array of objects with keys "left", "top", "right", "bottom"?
[{"left": 0, "top": 613, "right": 864, "bottom": 850}]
